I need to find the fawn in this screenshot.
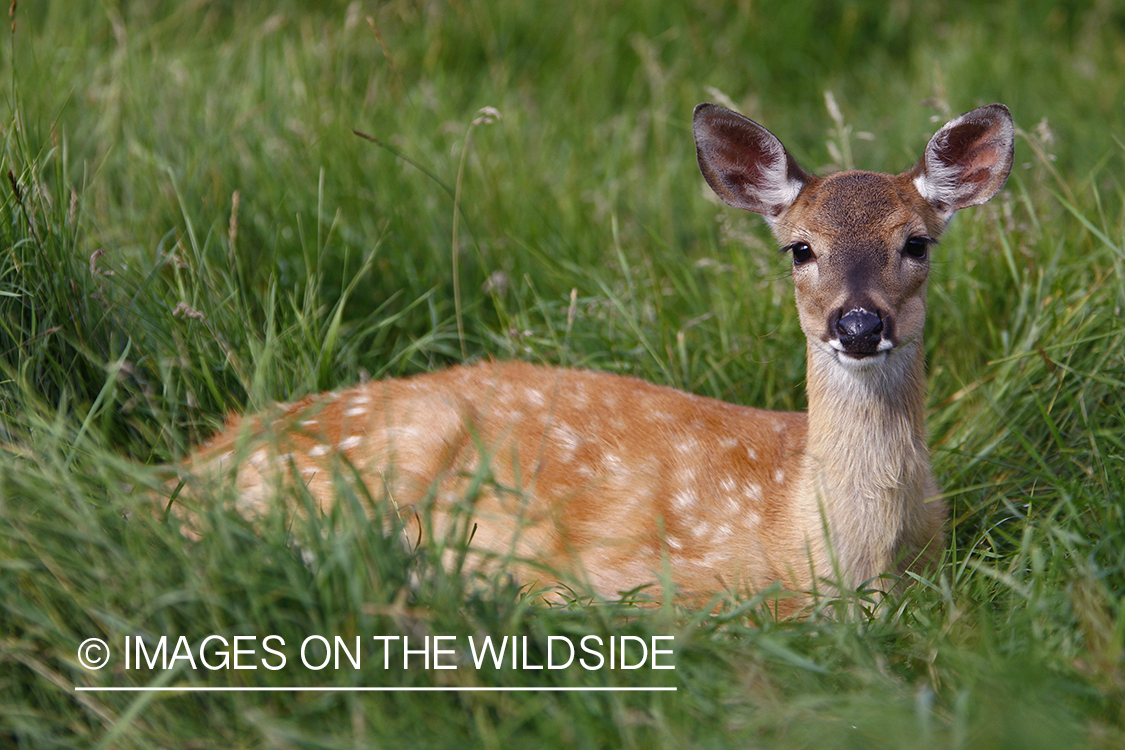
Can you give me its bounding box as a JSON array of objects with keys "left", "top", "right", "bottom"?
[{"left": 176, "top": 103, "right": 1014, "bottom": 615}]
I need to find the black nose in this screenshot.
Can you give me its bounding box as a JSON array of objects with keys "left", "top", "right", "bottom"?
[{"left": 836, "top": 308, "right": 883, "bottom": 354}]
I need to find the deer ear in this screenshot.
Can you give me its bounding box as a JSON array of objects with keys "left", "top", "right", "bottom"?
[
  {"left": 912, "top": 104, "right": 1014, "bottom": 218},
  {"left": 693, "top": 103, "right": 810, "bottom": 223}
]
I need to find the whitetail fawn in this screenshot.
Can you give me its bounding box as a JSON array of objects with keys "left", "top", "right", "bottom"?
[{"left": 175, "top": 103, "right": 1014, "bottom": 615}]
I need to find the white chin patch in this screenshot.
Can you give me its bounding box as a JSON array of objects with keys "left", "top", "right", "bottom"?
[
  {"left": 835, "top": 350, "right": 888, "bottom": 369},
  {"left": 829, "top": 339, "right": 891, "bottom": 370}
]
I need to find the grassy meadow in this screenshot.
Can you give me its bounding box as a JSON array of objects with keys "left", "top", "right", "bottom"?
[{"left": 2, "top": 0, "right": 1123, "bottom": 747}]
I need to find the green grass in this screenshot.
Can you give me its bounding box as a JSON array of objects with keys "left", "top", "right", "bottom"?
[{"left": 2, "top": 0, "right": 1123, "bottom": 747}]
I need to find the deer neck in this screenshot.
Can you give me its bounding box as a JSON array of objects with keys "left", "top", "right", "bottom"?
[{"left": 798, "top": 338, "right": 932, "bottom": 589}]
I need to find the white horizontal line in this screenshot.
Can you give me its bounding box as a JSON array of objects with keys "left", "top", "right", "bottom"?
[{"left": 76, "top": 686, "right": 676, "bottom": 692}]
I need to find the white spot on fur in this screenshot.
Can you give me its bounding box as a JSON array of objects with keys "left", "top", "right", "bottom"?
[
  {"left": 672, "top": 490, "right": 698, "bottom": 510},
  {"left": 773, "top": 469, "right": 785, "bottom": 484},
  {"left": 386, "top": 426, "right": 423, "bottom": 441},
  {"left": 300, "top": 419, "right": 319, "bottom": 428},
  {"left": 720, "top": 437, "right": 739, "bottom": 450},
  {"left": 338, "top": 435, "right": 363, "bottom": 450},
  {"left": 309, "top": 444, "right": 330, "bottom": 457},
  {"left": 344, "top": 406, "right": 368, "bottom": 417},
  {"left": 744, "top": 483, "right": 762, "bottom": 501},
  {"left": 554, "top": 423, "right": 580, "bottom": 453},
  {"left": 675, "top": 437, "right": 699, "bottom": 455}
]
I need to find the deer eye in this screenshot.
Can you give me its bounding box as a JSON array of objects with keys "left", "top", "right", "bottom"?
[
  {"left": 787, "top": 242, "right": 815, "bottom": 265},
  {"left": 903, "top": 237, "right": 932, "bottom": 260}
]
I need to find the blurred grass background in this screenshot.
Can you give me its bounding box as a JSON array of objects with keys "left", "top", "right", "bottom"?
[{"left": 1, "top": 1, "right": 1123, "bottom": 748}]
